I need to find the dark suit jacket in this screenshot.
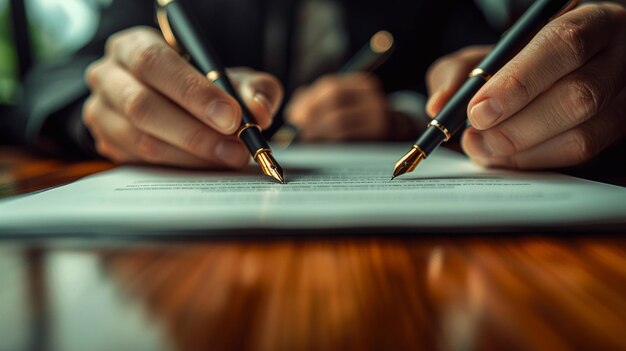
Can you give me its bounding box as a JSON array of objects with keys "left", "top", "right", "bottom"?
[{"left": 16, "top": 0, "right": 497, "bottom": 157}]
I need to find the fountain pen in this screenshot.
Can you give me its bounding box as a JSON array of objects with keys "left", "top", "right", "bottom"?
[
  {"left": 156, "top": 0, "right": 284, "bottom": 183},
  {"left": 391, "top": 0, "right": 579, "bottom": 180}
]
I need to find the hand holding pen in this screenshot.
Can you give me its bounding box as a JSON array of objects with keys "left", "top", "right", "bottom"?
[
  {"left": 392, "top": 0, "right": 624, "bottom": 179},
  {"left": 450, "top": 2, "right": 626, "bottom": 170},
  {"left": 82, "top": 2, "right": 284, "bottom": 181},
  {"left": 156, "top": 0, "right": 285, "bottom": 182},
  {"left": 282, "top": 31, "right": 396, "bottom": 142},
  {"left": 83, "top": 26, "right": 283, "bottom": 171},
  {"left": 393, "top": 0, "right": 626, "bottom": 177}
]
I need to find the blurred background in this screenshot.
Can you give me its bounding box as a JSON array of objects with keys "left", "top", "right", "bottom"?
[{"left": 0, "top": 0, "right": 110, "bottom": 104}]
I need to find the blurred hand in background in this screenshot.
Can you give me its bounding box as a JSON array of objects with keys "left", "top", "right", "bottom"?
[{"left": 285, "top": 73, "right": 390, "bottom": 141}]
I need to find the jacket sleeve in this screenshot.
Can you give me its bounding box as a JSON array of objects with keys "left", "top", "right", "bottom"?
[{"left": 18, "top": 0, "right": 155, "bottom": 158}]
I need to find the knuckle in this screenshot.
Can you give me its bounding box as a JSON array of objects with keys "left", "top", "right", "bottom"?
[
  {"left": 105, "top": 32, "right": 123, "bottom": 56},
  {"left": 490, "top": 126, "right": 520, "bottom": 156},
  {"left": 545, "top": 20, "right": 587, "bottom": 65},
  {"left": 324, "top": 79, "right": 343, "bottom": 95},
  {"left": 426, "top": 56, "right": 450, "bottom": 82},
  {"left": 134, "top": 134, "right": 161, "bottom": 161},
  {"left": 561, "top": 78, "right": 602, "bottom": 123},
  {"left": 569, "top": 128, "right": 598, "bottom": 163},
  {"left": 85, "top": 62, "right": 102, "bottom": 88},
  {"left": 95, "top": 141, "right": 116, "bottom": 160},
  {"left": 129, "top": 42, "right": 165, "bottom": 75},
  {"left": 180, "top": 74, "right": 211, "bottom": 107},
  {"left": 82, "top": 97, "right": 98, "bottom": 126},
  {"left": 123, "top": 88, "right": 152, "bottom": 124},
  {"left": 183, "top": 128, "right": 209, "bottom": 154},
  {"left": 501, "top": 73, "right": 532, "bottom": 104}
]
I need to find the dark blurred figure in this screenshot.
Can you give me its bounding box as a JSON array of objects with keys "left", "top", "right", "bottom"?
[
  {"left": 10, "top": 0, "right": 626, "bottom": 171},
  {"left": 11, "top": 0, "right": 497, "bottom": 163}
]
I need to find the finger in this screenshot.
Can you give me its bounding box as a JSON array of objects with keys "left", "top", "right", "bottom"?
[
  {"left": 104, "top": 27, "right": 241, "bottom": 134},
  {"left": 284, "top": 88, "right": 313, "bottom": 127},
  {"left": 462, "top": 89, "right": 626, "bottom": 169},
  {"left": 83, "top": 96, "right": 142, "bottom": 164},
  {"left": 467, "top": 47, "right": 626, "bottom": 158},
  {"left": 300, "top": 104, "right": 384, "bottom": 141},
  {"left": 425, "top": 46, "right": 491, "bottom": 117},
  {"left": 89, "top": 61, "right": 249, "bottom": 168},
  {"left": 230, "top": 70, "right": 284, "bottom": 129},
  {"left": 468, "top": 3, "right": 625, "bottom": 130},
  {"left": 84, "top": 96, "right": 228, "bottom": 168},
  {"left": 329, "top": 112, "right": 387, "bottom": 141},
  {"left": 288, "top": 74, "right": 379, "bottom": 126}
]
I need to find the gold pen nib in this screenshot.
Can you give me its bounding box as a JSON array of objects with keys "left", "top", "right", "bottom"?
[
  {"left": 391, "top": 145, "right": 426, "bottom": 180},
  {"left": 255, "top": 150, "right": 285, "bottom": 184}
]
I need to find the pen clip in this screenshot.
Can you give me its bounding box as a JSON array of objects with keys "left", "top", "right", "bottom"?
[
  {"left": 155, "top": 4, "right": 182, "bottom": 53},
  {"left": 551, "top": 0, "right": 580, "bottom": 21}
]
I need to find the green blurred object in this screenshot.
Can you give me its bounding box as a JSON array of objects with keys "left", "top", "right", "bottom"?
[
  {"left": 0, "top": 0, "right": 19, "bottom": 104},
  {"left": 0, "top": 0, "right": 103, "bottom": 105}
]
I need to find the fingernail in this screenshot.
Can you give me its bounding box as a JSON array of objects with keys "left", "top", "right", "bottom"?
[
  {"left": 206, "top": 101, "right": 237, "bottom": 133},
  {"left": 469, "top": 98, "right": 503, "bottom": 129},
  {"left": 253, "top": 93, "right": 275, "bottom": 115},
  {"left": 215, "top": 140, "right": 249, "bottom": 167},
  {"left": 471, "top": 132, "right": 493, "bottom": 158}
]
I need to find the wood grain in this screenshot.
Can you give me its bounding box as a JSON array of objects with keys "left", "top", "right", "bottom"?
[
  {"left": 0, "top": 148, "right": 625, "bottom": 351},
  {"left": 93, "top": 238, "right": 626, "bottom": 351}
]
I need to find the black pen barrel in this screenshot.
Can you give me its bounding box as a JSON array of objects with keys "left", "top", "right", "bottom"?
[
  {"left": 478, "top": 0, "right": 573, "bottom": 73},
  {"left": 165, "top": 0, "right": 223, "bottom": 74},
  {"left": 417, "top": 0, "right": 574, "bottom": 157},
  {"left": 163, "top": 0, "right": 269, "bottom": 154},
  {"left": 417, "top": 77, "right": 485, "bottom": 155}
]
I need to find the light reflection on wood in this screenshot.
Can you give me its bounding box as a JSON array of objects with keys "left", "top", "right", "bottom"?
[{"left": 98, "top": 238, "right": 626, "bottom": 351}]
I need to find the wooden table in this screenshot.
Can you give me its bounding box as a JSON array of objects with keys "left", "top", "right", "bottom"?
[{"left": 1, "top": 148, "right": 625, "bottom": 351}]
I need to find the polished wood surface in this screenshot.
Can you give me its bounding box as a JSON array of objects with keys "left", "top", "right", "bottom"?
[{"left": 0, "top": 149, "right": 625, "bottom": 351}]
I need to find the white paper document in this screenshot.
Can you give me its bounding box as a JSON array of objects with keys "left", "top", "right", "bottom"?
[{"left": 0, "top": 144, "right": 625, "bottom": 234}]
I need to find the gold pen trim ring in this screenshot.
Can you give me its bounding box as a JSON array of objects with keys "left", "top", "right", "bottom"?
[
  {"left": 253, "top": 148, "right": 272, "bottom": 161},
  {"left": 469, "top": 68, "right": 492, "bottom": 82},
  {"left": 428, "top": 120, "right": 451, "bottom": 142},
  {"left": 237, "top": 123, "right": 262, "bottom": 139},
  {"left": 207, "top": 70, "right": 223, "bottom": 82}
]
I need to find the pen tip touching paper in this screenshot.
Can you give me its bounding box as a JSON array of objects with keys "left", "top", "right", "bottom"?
[
  {"left": 255, "top": 150, "right": 286, "bottom": 184},
  {"left": 391, "top": 145, "right": 426, "bottom": 179}
]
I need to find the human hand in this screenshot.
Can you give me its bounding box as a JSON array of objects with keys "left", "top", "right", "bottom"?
[
  {"left": 285, "top": 73, "right": 389, "bottom": 141},
  {"left": 84, "top": 27, "right": 283, "bottom": 168},
  {"left": 426, "top": 3, "right": 626, "bottom": 169}
]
